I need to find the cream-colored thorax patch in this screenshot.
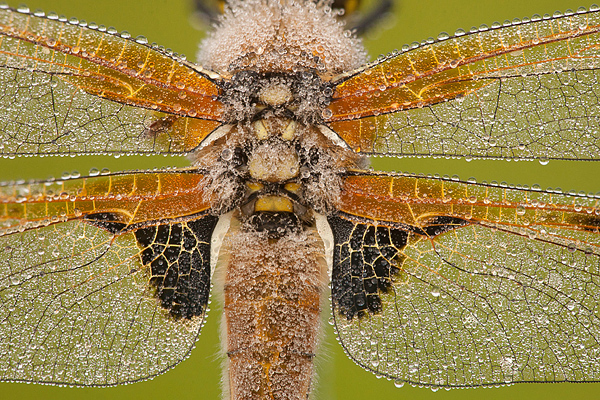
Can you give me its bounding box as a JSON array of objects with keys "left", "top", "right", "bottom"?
[
  {"left": 248, "top": 140, "right": 300, "bottom": 182},
  {"left": 258, "top": 82, "right": 293, "bottom": 106},
  {"left": 197, "top": 0, "right": 368, "bottom": 75}
]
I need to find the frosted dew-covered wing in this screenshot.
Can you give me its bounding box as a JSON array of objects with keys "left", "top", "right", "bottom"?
[
  {"left": 326, "top": 8, "right": 600, "bottom": 161},
  {"left": 0, "top": 170, "right": 219, "bottom": 385},
  {"left": 0, "top": 6, "right": 223, "bottom": 157},
  {"left": 329, "top": 171, "right": 600, "bottom": 387}
]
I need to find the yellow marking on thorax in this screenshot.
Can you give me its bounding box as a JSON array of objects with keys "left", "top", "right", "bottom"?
[
  {"left": 246, "top": 182, "right": 263, "bottom": 192},
  {"left": 252, "top": 118, "right": 297, "bottom": 141},
  {"left": 284, "top": 182, "right": 301, "bottom": 193},
  {"left": 281, "top": 120, "right": 296, "bottom": 140},
  {"left": 252, "top": 119, "right": 269, "bottom": 140},
  {"left": 254, "top": 196, "right": 294, "bottom": 213}
]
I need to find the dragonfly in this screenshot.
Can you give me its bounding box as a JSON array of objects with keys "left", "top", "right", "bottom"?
[{"left": 1, "top": 0, "right": 599, "bottom": 399}]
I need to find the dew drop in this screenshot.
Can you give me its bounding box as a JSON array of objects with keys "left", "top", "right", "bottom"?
[
  {"left": 437, "top": 32, "right": 449, "bottom": 40},
  {"left": 300, "top": 167, "right": 310, "bottom": 179},
  {"left": 321, "top": 108, "right": 333, "bottom": 119},
  {"left": 221, "top": 148, "right": 233, "bottom": 161},
  {"left": 135, "top": 35, "right": 148, "bottom": 44}
]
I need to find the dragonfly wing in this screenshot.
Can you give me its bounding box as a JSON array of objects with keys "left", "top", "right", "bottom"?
[
  {"left": 330, "top": 171, "right": 600, "bottom": 387},
  {"left": 0, "top": 7, "right": 223, "bottom": 157},
  {"left": 326, "top": 9, "right": 600, "bottom": 161},
  {"left": 0, "top": 170, "right": 219, "bottom": 385}
]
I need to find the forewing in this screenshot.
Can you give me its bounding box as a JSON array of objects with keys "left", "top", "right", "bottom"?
[
  {"left": 0, "top": 170, "right": 219, "bottom": 385},
  {"left": 0, "top": 7, "right": 223, "bottom": 157},
  {"left": 330, "top": 171, "right": 600, "bottom": 387},
  {"left": 326, "top": 8, "right": 600, "bottom": 161}
]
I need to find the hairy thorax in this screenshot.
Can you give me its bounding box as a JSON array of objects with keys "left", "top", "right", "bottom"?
[{"left": 193, "top": 71, "right": 366, "bottom": 222}]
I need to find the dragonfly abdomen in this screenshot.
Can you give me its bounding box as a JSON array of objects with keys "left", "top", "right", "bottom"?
[{"left": 222, "top": 217, "right": 327, "bottom": 400}]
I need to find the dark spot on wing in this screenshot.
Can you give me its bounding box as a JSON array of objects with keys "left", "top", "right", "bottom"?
[
  {"left": 573, "top": 214, "right": 600, "bottom": 232},
  {"left": 84, "top": 212, "right": 127, "bottom": 234},
  {"left": 421, "top": 216, "right": 470, "bottom": 237},
  {"left": 134, "top": 214, "right": 219, "bottom": 320},
  {"left": 328, "top": 213, "right": 470, "bottom": 320},
  {"left": 328, "top": 214, "right": 405, "bottom": 320}
]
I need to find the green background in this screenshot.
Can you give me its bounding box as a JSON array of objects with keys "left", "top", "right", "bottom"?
[{"left": 1, "top": 0, "right": 599, "bottom": 399}]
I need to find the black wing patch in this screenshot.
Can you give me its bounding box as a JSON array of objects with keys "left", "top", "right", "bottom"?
[
  {"left": 328, "top": 214, "right": 405, "bottom": 320},
  {"left": 328, "top": 214, "right": 469, "bottom": 320},
  {"left": 134, "top": 215, "right": 219, "bottom": 320},
  {"left": 84, "top": 212, "right": 128, "bottom": 234}
]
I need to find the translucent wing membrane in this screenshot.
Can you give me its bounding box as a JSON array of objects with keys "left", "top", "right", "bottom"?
[
  {"left": 0, "top": 170, "right": 219, "bottom": 385},
  {"left": 330, "top": 171, "right": 600, "bottom": 387},
  {"left": 327, "top": 9, "right": 600, "bottom": 160},
  {"left": 0, "top": 7, "right": 224, "bottom": 156}
]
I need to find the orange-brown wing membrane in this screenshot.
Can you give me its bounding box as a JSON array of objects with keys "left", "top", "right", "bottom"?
[
  {"left": 330, "top": 170, "right": 600, "bottom": 387},
  {"left": 0, "top": 169, "right": 212, "bottom": 231},
  {"left": 0, "top": 170, "right": 210, "bottom": 231},
  {"left": 0, "top": 7, "right": 223, "bottom": 156},
  {"left": 0, "top": 169, "right": 219, "bottom": 385},
  {"left": 326, "top": 8, "right": 600, "bottom": 160},
  {"left": 338, "top": 172, "right": 600, "bottom": 236}
]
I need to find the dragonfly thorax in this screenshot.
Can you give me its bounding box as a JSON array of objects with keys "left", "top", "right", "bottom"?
[
  {"left": 195, "top": 116, "right": 361, "bottom": 238},
  {"left": 219, "top": 71, "right": 333, "bottom": 124},
  {"left": 198, "top": 68, "right": 365, "bottom": 222}
]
